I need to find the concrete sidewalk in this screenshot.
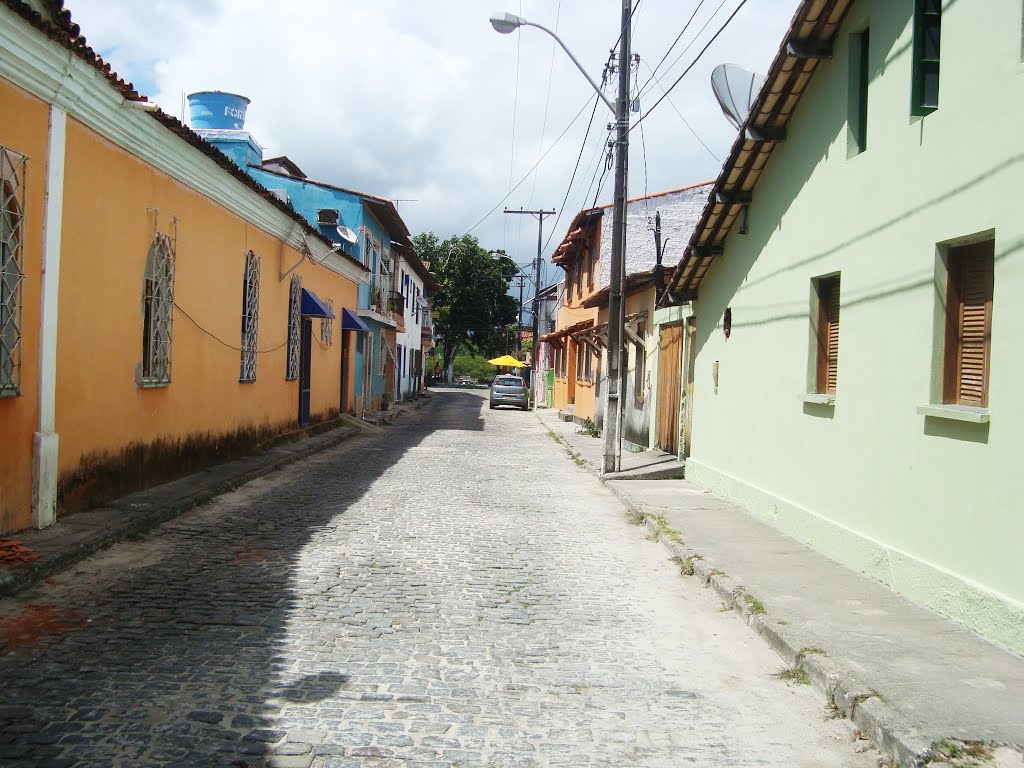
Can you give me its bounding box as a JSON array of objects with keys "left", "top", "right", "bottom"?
[
  {"left": 0, "top": 399, "right": 426, "bottom": 600},
  {"left": 538, "top": 408, "right": 1024, "bottom": 768}
]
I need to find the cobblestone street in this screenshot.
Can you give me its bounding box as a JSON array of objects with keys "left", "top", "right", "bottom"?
[{"left": 0, "top": 390, "right": 881, "bottom": 767}]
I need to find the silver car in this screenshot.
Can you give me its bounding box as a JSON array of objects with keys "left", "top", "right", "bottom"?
[{"left": 489, "top": 375, "right": 530, "bottom": 410}]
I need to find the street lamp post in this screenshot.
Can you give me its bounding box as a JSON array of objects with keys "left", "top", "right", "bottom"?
[{"left": 490, "top": 3, "right": 631, "bottom": 472}]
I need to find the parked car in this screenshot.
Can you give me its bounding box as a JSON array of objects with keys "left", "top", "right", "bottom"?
[{"left": 489, "top": 375, "right": 530, "bottom": 410}]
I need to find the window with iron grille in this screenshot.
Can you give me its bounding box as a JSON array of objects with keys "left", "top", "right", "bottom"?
[
  {"left": 0, "top": 147, "right": 26, "bottom": 397},
  {"left": 321, "top": 298, "right": 333, "bottom": 346},
  {"left": 141, "top": 230, "right": 176, "bottom": 386},
  {"left": 240, "top": 251, "right": 260, "bottom": 382},
  {"left": 286, "top": 274, "right": 301, "bottom": 380}
]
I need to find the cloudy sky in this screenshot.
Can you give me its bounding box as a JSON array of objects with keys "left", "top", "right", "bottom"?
[{"left": 68, "top": 0, "right": 799, "bottom": 275}]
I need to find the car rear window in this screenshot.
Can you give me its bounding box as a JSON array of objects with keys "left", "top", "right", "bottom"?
[{"left": 496, "top": 376, "right": 523, "bottom": 386}]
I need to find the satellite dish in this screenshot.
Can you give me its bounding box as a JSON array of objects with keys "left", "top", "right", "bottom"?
[
  {"left": 337, "top": 226, "right": 358, "bottom": 245},
  {"left": 711, "top": 64, "right": 765, "bottom": 129}
]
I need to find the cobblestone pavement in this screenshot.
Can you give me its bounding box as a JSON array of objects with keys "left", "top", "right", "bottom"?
[{"left": 0, "top": 390, "right": 883, "bottom": 768}]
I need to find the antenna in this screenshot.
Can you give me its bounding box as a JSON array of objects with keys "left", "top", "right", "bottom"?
[
  {"left": 711, "top": 64, "right": 765, "bottom": 129},
  {"left": 337, "top": 226, "right": 358, "bottom": 245}
]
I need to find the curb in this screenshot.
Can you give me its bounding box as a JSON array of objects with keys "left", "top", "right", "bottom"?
[
  {"left": 536, "top": 413, "right": 935, "bottom": 768},
  {"left": 0, "top": 400, "right": 428, "bottom": 600},
  {"left": 631, "top": 514, "right": 934, "bottom": 767}
]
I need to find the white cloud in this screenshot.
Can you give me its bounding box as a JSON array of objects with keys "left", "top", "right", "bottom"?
[{"left": 67, "top": 0, "right": 800, "bottom": 271}]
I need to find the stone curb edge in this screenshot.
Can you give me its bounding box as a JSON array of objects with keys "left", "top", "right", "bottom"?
[
  {"left": 621, "top": 488, "right": 933, "bottom": 768},
  {"left": 0, "top": 401, "right": 427, "bottom": 599},
  {"left": 534, "top": 414, "right": 934, "bottom": 768}
]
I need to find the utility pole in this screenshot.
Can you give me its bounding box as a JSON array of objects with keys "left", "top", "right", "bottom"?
[
  {"left": 603, "top": 0, "right": 631, "bottom": 475},
  {"left": 511, "top": 274, "right": 526, "bottom": 352},
  {"left": 504, "top": 207, "right": 556, "bottom": 407}
]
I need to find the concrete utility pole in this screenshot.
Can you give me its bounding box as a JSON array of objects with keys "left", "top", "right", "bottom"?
[
  {"left": 603, "top": 0, "right": 631, "bottom": 474},
  {"left": 504, "top": 207, "right": 556, "bottom": 408},
  {"left": 511, "top": 274, "right": 526, "bottom": 352}
]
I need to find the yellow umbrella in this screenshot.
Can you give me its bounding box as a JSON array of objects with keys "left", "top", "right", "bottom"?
[{"left": 487, "top": 355, "right": 527, "bottom": 368}]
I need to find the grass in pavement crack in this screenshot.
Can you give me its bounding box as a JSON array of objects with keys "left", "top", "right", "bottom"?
[
  {"left": 742, "top": 593, "right": 767, "bottom": 615},
  {"left": 772, "top": 667, "right": 810, "bottom": 685},
  {"left": 670, "top": 555, "right": 698, "bottom": 576}
]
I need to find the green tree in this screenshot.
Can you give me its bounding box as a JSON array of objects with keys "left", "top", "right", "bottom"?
[{"left": 412, "top": 232, "right": 519, "bottom": 377}]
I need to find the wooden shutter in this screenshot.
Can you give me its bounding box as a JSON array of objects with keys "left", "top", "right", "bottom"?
[
  {"left": 945, "top": 242, "right": 993, "bottom": 407},
  {"left": 816, "top": 277, "right": 840, "bottom": 395}
]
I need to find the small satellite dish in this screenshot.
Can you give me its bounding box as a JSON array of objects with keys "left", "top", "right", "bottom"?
[
  {"left": 337, "top": 226, "right": 358, "bottom": 245},
  {"left": 711, "top": 64, "right": 765, "bottom": 129}
]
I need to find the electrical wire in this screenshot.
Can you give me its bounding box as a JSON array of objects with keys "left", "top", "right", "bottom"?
[
  {"left": 528, "top": 0, "right": 562, "bottom": 209},
  {"left": 639, "top": 0, "right": 729, "bottom": 101},
  {"left": 633, "top": 56, "right": 649, "bottom": 207},
  {"left": 174, "top": 302, "right": 287, "bottom": 354},
  {"left": 632, "top": 0, "right": 750, "bottom": 132},
  {"left": 505, "top": 0, "right": 524, "bottom": 251},
  {"left": 638, "top": 0, "right": 708, "bottom": 95},
  {"left": 591, "top": 138, "right": 615, "bottom": 208},
  {"left": 462, "top": 93, "right": 598, "bottom": 238},
  {"left": 641, "top": 59, "right": 721, "bottom": 162},
  {"left": 538, "top": 62, "right": 610, "bottom": 256}
]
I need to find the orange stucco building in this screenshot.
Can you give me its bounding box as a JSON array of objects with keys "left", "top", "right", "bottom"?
[
  {"left": 0, "top": 2, "right": 366, "bottom": 532},
  {"left": 541, "top": 208, "right": 603, "bottom": 423}
]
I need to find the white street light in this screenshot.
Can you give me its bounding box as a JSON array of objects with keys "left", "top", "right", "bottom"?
[
  {"left": 488, "top": 12, "right": 616, "bottom": 114},
  {"left": 489, "top": 12, "right": 526, "bottom": 34}
]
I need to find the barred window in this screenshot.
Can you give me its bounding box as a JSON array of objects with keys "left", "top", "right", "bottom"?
[
  {"left": 286, "top": 274, "right": 301, "bottom": 380},
  {"left": 0, "top": 147, "right": 26, "bottom": 397},
  {"left": 240, "top": 251, "right": 260, "bottom": 382},
  {"left": 142, "top": 230, "right": 176, "bottom": 386},
  {"left": 321, "top": 298, "right": 333, "bottom": 346}
]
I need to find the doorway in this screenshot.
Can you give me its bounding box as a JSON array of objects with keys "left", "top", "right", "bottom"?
[
  {"left": 656, "top": 324, "right": 683, "bottom": 455},
  {"left": 298, "top": 318, "right": 312, "bottom": 426}
]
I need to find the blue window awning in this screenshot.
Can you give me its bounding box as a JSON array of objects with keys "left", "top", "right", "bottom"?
[
  {"left": 300, "top": 288, "right": 335, "bottom": 319},
  {"left": 341, "top": 307, "right": 370, "bottom": 332}
]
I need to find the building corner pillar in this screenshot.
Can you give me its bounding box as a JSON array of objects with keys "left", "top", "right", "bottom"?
[{"left": 32, "top": 104, "right": 66, "bottom": 529}]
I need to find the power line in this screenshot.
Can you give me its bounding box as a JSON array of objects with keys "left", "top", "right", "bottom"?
[
  {"left": 462, "top": 93, "right": 597, "bottom": 238},
  {"left": 639, "top": 0, "right": 729, "bottom": 101},
  {"left": 538, "top": 58, "right": 613, "bottom": 256},
  {"left": 641, "top": 59, "right": 721, "bottom": 162},
  {"left": 505, "top": 0, "right": 524, "bottom": 250},
  {"left": 591, "top": 145, "right": 613, "bottom": 208},
  {"left": 174, "top": 302, "right": 287, "bottom": 354},
  {"left": 632, "top": 0, "right": 750, "bottom": 132},
  {"left": 633, "top": 55, "right": 649, "bottom": 206},
  {"left": 528, "top": 0, "right": 562, "bottom": 209},
  {"left": 638, "top": 0, "right": 709, "bottom": 95}
]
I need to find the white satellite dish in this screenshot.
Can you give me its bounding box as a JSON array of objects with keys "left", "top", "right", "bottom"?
[
  {"left": 337, "top": 226, "right": 358, "bottom": 245},
  {"left": 711, "top": 63, "right": 765, "bottom": 129}
]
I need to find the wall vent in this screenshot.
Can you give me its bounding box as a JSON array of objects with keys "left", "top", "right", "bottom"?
[{"left": 317, "top": 208, "right": 340, "bottom": 226}]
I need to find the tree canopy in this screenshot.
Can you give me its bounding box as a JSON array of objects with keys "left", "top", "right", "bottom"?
[{"left": 412, "top": 232, "right": 520, "bottom": 375}]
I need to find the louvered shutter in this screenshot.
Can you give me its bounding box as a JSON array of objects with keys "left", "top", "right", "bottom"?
[
  {"left": 826, "top": 280, "right": 840, "bottom": 395},
  {"left": 816, "top": 276, "right": 840, "bottom": 395},
  {"left": 955, "top": 249, "right": 993, "bottom": 407}
]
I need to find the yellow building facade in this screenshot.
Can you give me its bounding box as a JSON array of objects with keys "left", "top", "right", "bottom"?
[
  {"left": 543, "top": 209, "right": 602, "bottom": 422},
  {"left": 0, "top": 3, "right": 365, "bottom": 532}
]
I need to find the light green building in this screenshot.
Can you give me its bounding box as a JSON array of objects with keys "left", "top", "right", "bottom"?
[{"left": 661, "top": 0, "right": 1024, "bottom": 654}]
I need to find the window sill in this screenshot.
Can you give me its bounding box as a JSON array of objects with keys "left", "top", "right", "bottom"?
[
  {"left": 801, "top": 393, "right": 835, "bottom": 406},
  {"left": 916, "top": 404, "right": 990, "bottom": 423}
]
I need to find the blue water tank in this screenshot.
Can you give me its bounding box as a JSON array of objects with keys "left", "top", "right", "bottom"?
[{"left": 188, "top": 91, "right": 250, "bottom": 130}]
